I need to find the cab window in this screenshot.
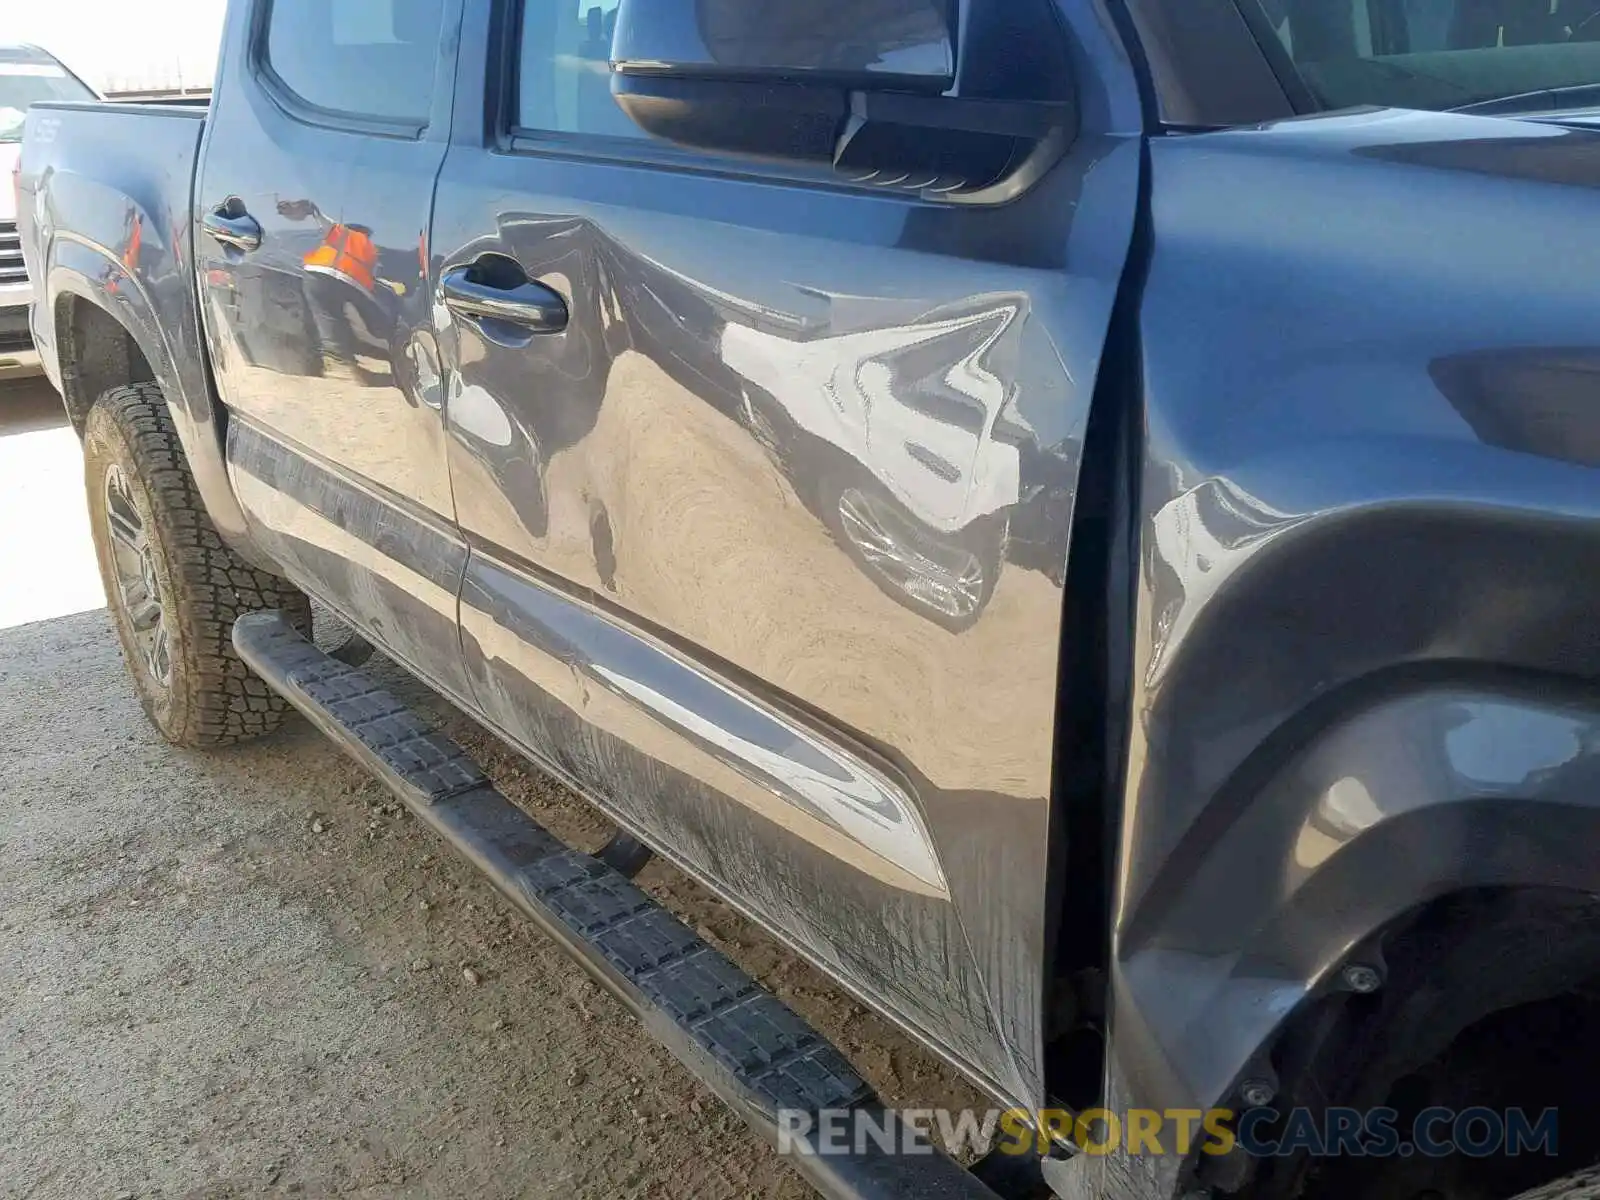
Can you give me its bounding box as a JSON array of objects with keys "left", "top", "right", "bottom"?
[{"left": 264, "top": 0, "right": 444, "bottom": 124}]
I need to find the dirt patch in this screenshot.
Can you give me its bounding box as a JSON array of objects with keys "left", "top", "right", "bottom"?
[{"left": 0, "top": 610, "right": 984, "bottom": 1199}]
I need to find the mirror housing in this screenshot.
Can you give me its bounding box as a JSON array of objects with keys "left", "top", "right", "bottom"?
[
  {"left": 612, "top": 0, "right": 957, "bottom": 92},
  {"left": 610, "top": 0, "right": 1077, "bottom": 204}
]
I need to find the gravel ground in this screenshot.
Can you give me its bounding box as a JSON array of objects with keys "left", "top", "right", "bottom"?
[{"left": 0, "top": 379, "right": 983, "bottom": 1199}]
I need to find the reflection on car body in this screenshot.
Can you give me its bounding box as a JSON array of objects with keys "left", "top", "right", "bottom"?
[
  {"left": 451, "top": 207, "right": 1045, "bottom": 630},
  {"left": 722, "top": 294, "right": 1028, "bottom": 629}
]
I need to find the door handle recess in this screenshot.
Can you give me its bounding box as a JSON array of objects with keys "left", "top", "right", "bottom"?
[
  {"left": 203, "top": 204, "right": 262, "bottom": 253},
  {"left": 441, "top": 261, "right": 568, "bottom": 334}
]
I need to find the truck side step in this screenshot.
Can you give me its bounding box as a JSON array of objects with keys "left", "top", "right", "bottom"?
[{"left": 233, "top": 612, "right": 1002, "bottom": 1200}]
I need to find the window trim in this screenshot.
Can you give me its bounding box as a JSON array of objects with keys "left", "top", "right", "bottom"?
[
  {"left": 500, "top": 126, "right": 916, "bottom": 198},
  {"left": 249, "top": 0, "right": 437, "bottom": 139}
]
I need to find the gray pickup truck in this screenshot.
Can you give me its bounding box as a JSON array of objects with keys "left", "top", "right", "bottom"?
[{"left": 16, "top": 2, "right": 1600, "bottom": 1198}]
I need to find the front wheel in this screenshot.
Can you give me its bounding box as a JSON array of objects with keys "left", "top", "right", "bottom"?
[{"left": 84, "top": 382, "right": 310, "bottom": 748}]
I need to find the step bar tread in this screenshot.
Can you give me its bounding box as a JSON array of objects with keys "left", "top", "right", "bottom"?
[{"left": 232, "top": 611, "right": 1000, "bottom": 1200}]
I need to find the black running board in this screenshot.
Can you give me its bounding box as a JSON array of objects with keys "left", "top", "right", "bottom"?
[{"left": 233, "top": 612, "right": 1001, "bottom": 1200}]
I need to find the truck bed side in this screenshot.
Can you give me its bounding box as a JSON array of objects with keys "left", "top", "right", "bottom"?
[{"left": 18, "top": 101, "right": 253, "bottom": 558}]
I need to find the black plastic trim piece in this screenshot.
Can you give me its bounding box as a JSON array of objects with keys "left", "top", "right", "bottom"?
[
  {"left": 1224, "top": 0, "right": 1320, "bottom": 114},
  {"left": 233, "top": 611, "right": 1001, "bottom": 1200},
  {"left": 597, "top": 830, "right": 655, "bottom": 879},
  {"left": 1116, "top": 0, "right": 1295, "bottom": 126}
]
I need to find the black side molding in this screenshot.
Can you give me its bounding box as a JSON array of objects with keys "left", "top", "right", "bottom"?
[{"left": 232, "top": 612, "right": 1003, "bottom": 1200}]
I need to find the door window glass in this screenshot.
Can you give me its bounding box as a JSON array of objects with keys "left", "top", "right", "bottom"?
[
  {"left": 265, "top": 0, "right": 444, "bottom": 123},
  {"left": 1234, "top": 0, "right": 1600, "bottom": 111},
  {"left": 517, "top": 0, "right": 647, "bottom": 139}
]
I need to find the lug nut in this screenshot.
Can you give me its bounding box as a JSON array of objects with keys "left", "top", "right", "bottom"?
[
  {"left": 1342, "top": 963, "right": 1382, "bottom": 994},
  {"left": 1239, "top": 1078, "right": 1276, "bottom": 1108}
]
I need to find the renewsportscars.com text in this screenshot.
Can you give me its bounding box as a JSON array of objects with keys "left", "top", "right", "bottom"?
[{"left": 777, "top": 1106, "right": 1560, "bottom": 1160}]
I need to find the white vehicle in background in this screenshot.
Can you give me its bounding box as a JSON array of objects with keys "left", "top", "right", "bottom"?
[{"left": 1, "top": 44, "right": 96, "bottom": 375}]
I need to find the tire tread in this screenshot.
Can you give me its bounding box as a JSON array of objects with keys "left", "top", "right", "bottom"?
[{"left": 86, "top": 382, "right": 309, "bottom": 748}]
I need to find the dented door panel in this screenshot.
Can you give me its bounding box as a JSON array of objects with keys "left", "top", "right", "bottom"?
[{"left": 432, "top": 2, "right": 1144, "bottom": 1106}]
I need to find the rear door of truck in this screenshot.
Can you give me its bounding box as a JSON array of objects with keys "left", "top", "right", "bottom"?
[
  {"left": 427, "top": 0, "right": 1146, "bottom": 1107},
  {"left": 195, "top": 0, "right": 474, "bottom": 700}
]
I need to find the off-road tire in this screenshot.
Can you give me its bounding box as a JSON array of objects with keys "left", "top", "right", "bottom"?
[{"left": 83, "top": 382, "right": 310, "bottom": 748}]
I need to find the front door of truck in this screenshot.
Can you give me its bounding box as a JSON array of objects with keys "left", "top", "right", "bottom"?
[
  {"left": 430, "top": 0, "right": 1144, "bottom": 1107},
  {"left": 196, "top": 0, "right": 473, "bottom": 701}
]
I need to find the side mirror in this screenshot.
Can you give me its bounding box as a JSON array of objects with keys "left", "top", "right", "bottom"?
[{"left": 610, "top": 0, "right": 1078, "bottom": 204}]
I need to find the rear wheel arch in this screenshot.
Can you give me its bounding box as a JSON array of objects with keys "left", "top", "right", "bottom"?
[
  {"left": 54, "top": 290, "right": 157, "bottom": 434},
  {"left": 49, "top": 277, "right": 273, "bottom": 570}
]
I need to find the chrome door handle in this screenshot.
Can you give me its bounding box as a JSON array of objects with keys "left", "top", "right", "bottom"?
[
  {"left": 441, "top": 264, "right": 568, "bottom": 334},
  {"left": 203, "top": 205, "right": 262, "bottom": 253}
]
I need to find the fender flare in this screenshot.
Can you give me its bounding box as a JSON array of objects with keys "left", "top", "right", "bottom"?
[
  {"left": 1111, "top": 676, "right": 1600, "bottom": 1119},
  {"left": 45, "top": 232, "right": 269, "bottom": 567}
]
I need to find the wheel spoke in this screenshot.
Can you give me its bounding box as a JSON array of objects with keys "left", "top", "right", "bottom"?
[
  {"left": 106, "top": 505, "right": 143, "bottom": 552},
  {"left": 146, "top": 623, "right": 172, "bottom": 686},
  {"left": 104, "top": 471, "right": 145, "bottom": 552},
  {"left": 108, "top": 538, "right": 144, "bottom": 582}
]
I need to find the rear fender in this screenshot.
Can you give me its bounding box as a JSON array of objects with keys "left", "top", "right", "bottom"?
[{"left": 46, "top": 235, "right": 266, "bottom": 566}]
